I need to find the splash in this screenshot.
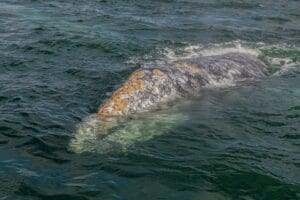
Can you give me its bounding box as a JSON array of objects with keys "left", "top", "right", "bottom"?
[
  {"left": 128, "top": 40, "right": 300, "bottom": 77},
  {"left": 259, "top": 46, "right": 300, "bottom": 75}
]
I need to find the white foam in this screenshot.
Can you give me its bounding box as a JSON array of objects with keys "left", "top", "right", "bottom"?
[
  {"left": 258, "top": 44, "right": 300, "bottom": 76},
  {"left": 127, "top": 40, "right": 300, "bottom": 78},
  {"left": 162, "top": 41, "right": 259, "bottom": 62}
]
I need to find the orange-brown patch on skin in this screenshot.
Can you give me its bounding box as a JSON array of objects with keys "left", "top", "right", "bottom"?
[
  {"left": 151, "top": 85, "right": 158, "bottom": 94},
  {"left": 97, "top": 91, "right": 129, "bottom": 120},
  {"left": 97, "top": 70, "right": 146, "bottom": 119},
  {"left": 173, "top": 62, "right": 201, "bottom": 74},
  {"left": 123, "top": 70, "right": 146, "bottom": 94},
  {"left": 153, "top": 69, "right": 167, "bottom": 77},
  {"left": 130, "top": 70, "right": 145, "bottom": 79}
]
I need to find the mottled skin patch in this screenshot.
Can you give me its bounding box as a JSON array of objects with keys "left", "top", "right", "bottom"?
[
  {"left": 173, "top": 62, "right": 201, "bottom": 74},
  {"left": 97, "top": 53, "right": 268, "bottom": 119},
  {"left": 153, "top": 69, "right": 167, "bottom": 77},
  {"left": 98, "top": 70, "right": 146, "bottom": 119}
]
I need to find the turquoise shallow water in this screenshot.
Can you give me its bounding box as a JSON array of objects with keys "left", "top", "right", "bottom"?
[{"left": 0, "top": 0, "right": 300, "bottom": 199}]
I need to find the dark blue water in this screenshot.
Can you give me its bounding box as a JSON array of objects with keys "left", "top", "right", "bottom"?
[{"left": 0, "top": 0, "right": 300, "bottom": 199}]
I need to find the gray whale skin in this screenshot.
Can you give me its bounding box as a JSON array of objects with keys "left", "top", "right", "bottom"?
[{"left": 97, "top": 53, "right": 268, "bottom": 120}]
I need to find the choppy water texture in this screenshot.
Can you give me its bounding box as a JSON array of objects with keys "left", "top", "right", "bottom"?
[{"left": 0, "top": 0, "right": 300, "bottom": 199}]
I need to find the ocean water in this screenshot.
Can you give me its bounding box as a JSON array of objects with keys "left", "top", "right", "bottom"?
[{"left": 0, "top": 0, "right": 300, "bottom": 199}]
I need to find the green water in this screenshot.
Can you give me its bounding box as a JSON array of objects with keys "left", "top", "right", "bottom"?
[{"left": 0, "top": 0, "right": 299, "bottom": 199}]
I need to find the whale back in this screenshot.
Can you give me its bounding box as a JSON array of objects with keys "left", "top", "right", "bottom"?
[
  {"left": 97, "top": 68, "right": 178, "bottom": 119},
  {"left": 180, "top": 53, "right": 268, "bottom": 80},
  {"left": 168, "top": 52, "right": 268, "bottom": 91},
  {"left": 97, "top": 53, "right": 268, "bottom": 119}
]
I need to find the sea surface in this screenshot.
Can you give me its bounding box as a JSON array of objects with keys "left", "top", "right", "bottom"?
[{"left": 0, "top": 0, "right": 300, "bottom": 199}]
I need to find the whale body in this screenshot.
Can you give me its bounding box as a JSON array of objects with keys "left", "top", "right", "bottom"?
[
  {"left": 97, "top": 53, "right": 268, "bottom": 119},
  {"left": 70, "top": 52, "right": 269, "bottom": 153}
]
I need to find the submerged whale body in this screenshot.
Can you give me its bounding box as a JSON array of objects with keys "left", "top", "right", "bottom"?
[{"left": 97, "top": 53, "right": 268, "bottom": 119}]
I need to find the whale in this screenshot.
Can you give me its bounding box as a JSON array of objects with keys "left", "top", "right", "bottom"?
[
  {"left": 69, "top": 52, "right": 269, "bottom": 153},
  {"left": 97, "top": 52, "right": 268, "bottom": 120}
]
